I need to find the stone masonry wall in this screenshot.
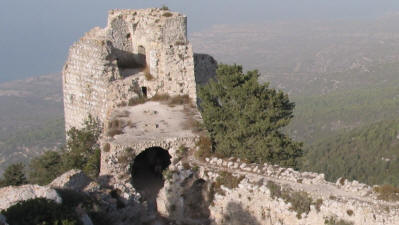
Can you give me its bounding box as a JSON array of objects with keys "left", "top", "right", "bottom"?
[
  {"left": 63, "top": 8, "right": 201, "bottom": 131},
  {"left": 155, "top": 156, "right": 399, "bottom": 225},
  {"left": 99, "top": 136, "right": 198, "bottom": 200}
]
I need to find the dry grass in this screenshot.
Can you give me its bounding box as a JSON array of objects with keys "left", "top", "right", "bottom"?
[
  {"left": 373, "top": 184, "right": 399, "bottom": 201},
  {"left": 195, "top": 136, "right": 213, "bottom": 160},
  {"left": 168, "top": 94, "right": 191, "bottom": 106},
  {"left": 106, "top": 119, "right": 125, "bottom": 137},
  {"left": 150, "top": 93, "right": 193, "bottom": 108},
  {"left": 151, "top": 93, "right": 171, "bottom": 102},
  {"left": 143, "top": 66, "right": 154, "bottom": 81},
  {"left": 128, "top": 96, "right": 147, "bottom": 106},
  {"left": 115, "top": 110, "right": 130, "bottom": 118},
  {"left": 182, "top": 117, "right": 204, "bottom": 133},
  {"left": 315, "top": 199, "right": 323, "bottom": 212},
  {"left": 103, "top": 143, "right": 110, "bottom": 152},
  {"left": 162, "top": 12, "right": 173, "bottom": 17},
  {"left": 324, "top": 217, "right": 353, "bottom": 225}
]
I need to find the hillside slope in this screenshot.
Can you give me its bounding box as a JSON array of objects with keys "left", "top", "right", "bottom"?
[
  {"left": 301, "top": 119, "right": 399, "bottom": 186},
  {"left": 0, "top": 74, "right": 65, "bottom": 174}
]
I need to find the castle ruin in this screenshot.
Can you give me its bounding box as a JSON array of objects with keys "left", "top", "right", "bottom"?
[
  {"left": 63, "top": 8, "right": 216, "bottom": 131},
  {"left": 61, "top": 8, "right": 399, "bottom": 225}
]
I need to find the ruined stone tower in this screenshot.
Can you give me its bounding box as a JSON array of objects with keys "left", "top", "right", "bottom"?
[
  {"left": 58, "top": 9, "right": 399, "bottom": 225},
  {"left": 63, "top": 8, "right": 215, "bottom": 131}
]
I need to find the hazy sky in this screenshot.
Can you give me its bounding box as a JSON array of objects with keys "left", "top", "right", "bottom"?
[{"left": 1, "top": 0, "right": 399, "bottom": 82}]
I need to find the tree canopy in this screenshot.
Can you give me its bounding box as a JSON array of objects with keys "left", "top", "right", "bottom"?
[
  {"left": 28, "top": 116, "right": 101, "bottom": 185},
  {"left": 0, "top": 163, "right": 28, "bottom": 187},
  {"left": 199, "top": 64, "right": 302, "bottom": 168}
]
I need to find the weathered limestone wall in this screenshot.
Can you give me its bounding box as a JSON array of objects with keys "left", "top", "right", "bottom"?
[
  {"left": 100, "top": 136, "right": 198, "bottom": 199},
  {"left": 155, "top": 156, "right": 399, "bottom": 225},
  {"left": 204, "top": 158, "right": 399, "bottom": 225},
  {"left": 209, "top": 179, "right": 398, "bottom": 225},
  {"left": 63, "top": 8, "right": 202, "bottom": 131},
  {"left": 62, "top": 32, "right": 111, "bottom": 131}
]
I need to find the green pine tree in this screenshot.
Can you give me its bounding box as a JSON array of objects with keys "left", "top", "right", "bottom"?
[
  {"left": 29, "top": 150, "right": 63, "bottom": 185},
  {"left": 199, "top": 64, "right": 302, "bottom": 168},
  {"left": 1, "top": 163, "right": 28, "bottom": 187}
]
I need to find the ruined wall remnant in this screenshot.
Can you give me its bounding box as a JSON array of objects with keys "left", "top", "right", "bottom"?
[
  {"left": 156, "top": 157, "right": 399, "bottom": 225},
  {"left": 62, "top": 8, "right": 215, "bottom": 131}
]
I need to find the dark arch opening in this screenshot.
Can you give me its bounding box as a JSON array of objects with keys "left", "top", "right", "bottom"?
[
  {"left": 131, "top": 147, "right": 171, "bottom": 201},
  {"left": 141, "top": 87, "right": 147, "bottom": 97}
]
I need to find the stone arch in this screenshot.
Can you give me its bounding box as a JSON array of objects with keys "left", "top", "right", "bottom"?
[{"left": 131, "top": 146, "right": 171, "bottom": 201}]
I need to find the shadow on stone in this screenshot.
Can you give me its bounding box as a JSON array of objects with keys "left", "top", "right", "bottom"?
[
  {"left": 221, "top": 202, "right": 261, "bottom": 225},
  {"left": 182, "top": 178, "right": 211, "bottom": 221},
  {"left": 131, "top": 147, "right": 171, "bottom": 203},
  {"left": 106, "top": 41, "right": 147, "bottom": 78}
]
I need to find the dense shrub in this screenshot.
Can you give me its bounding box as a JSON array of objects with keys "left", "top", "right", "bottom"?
[
  {"left": 0, "top": 163, "right": 28, "bottom": 187},
  {"left": 29, "top": 151, "right": 63, "bottom": 185},
  {"left": 28, "top": 116, "right": 102, "bottom": 185},
  {"left": 199, "top": 64, "right": 302, "bottom": 168},
  {"left": 62, "top": 116, "right": 101, "bottom": 179},
  {"left": 1, "top": 198, "right": 81, "bottom": 225}
]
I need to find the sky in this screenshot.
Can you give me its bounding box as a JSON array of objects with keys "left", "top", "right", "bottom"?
[{"left": 1, "top": 0, "right": 399, "bottom": 83}]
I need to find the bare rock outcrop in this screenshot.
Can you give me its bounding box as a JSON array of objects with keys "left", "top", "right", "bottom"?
[{"left": 0, "top": 185, "right": 61, "bottom": 211}]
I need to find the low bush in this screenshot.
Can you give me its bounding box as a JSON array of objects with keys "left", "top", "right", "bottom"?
[
  {"left": 162, "top": 169, "right": 175, "bottom": 181},
  {"left": 373, "top": 184, "right": 399, "bottom": 201},
  {"left": 266, "top": 181, "right": 318, "bottom": 218},
  {"left": 182, "top": 117, "right": 204, "bottom": 133},
  {"left": 214, "top": 171, "right": 244, "bottom": 195},
  {"left": 151, "top": 93, "right": 171, "bottom": 102},
  {"left": 103, "top": 143, "right": 111, "bottom": 152},
  {"left": 106, "top": 119, "right": 124, "bottom": 137},
  {"left": 346, "top": 209, "right": 354, "bottom": 216},
  {"left": 194, "top": 136, "right": 213, "bottom": 160},
  {"left": 162, "top": 12, "right": 173, "bottom": 17},
  {"left": 168, "top": 94, "right": 191, "bottom": 106},
  {"left": 1, "top": 198, "right": 81, "bottom": 225},
  {"left": 176, "top": 145, "right": 189, "bottom": 160},
  {"left": 324, "top": 216, "right": 353, "bottom": 225},
  {"left": 289, "top": 191, "right": 313, "bottom": 218},
  {"left": 128, "top": 96, "right": 147, "bottom": 106},
  {"left": 315, "top": 198, "right": 323, "bottom": 212}
]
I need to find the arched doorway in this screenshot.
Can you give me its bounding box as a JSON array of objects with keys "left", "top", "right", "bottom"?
[{"left": 131, "top": 147, "right": 171, "bottom": 201}]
